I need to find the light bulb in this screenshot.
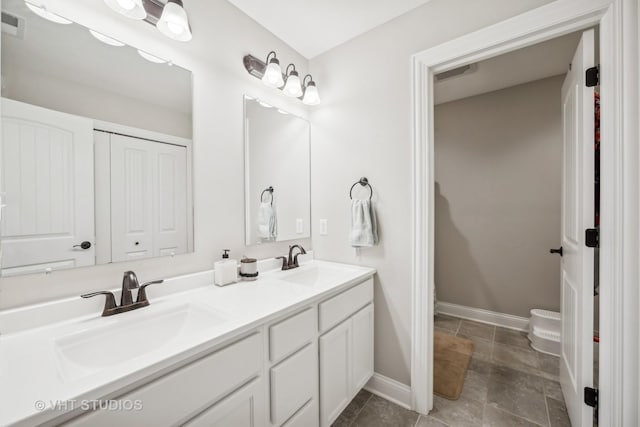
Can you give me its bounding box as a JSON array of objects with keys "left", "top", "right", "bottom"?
[
  {"left": 284, "top": 71, "right": 303, "bottom": 98},
  {"left": 262, "top": 60, "right": 284, "bottom": 88},
  {"left": 167, "top": 21, "right": 184, "bottom": 35},
  {"left": 89, "top": 29, "right": 125, "bottom": 47},
  {"left": 24, "top": 2, "right": 72, "bottom": 24},
  {"left": 116, "top": 0, "right": 135, "bottom": 10},
  {"left": 103, "top": 0, "right": 146, "bottom": 20},
  {"left": 302, "top": 82, "right": 321, "bottom": 106},
  {"left": 157, "top": 0, "right": 192, "bottom": 42}
]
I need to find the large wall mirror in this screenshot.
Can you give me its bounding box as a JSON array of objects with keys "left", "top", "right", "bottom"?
[
  {"left": 0, "top": 0, "right": 194, "bottom": 277},
  {"left": 244, "top": 96, "right": 310, "bottom": 245}
]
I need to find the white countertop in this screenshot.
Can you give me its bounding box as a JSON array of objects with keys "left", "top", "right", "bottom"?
[{"left": 0, "top": 259, "right": 375, "bottom": 427}]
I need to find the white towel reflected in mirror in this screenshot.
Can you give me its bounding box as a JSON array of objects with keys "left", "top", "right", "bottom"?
[{"left": 258, "top": 201, "right": 277, "bottom": 241}]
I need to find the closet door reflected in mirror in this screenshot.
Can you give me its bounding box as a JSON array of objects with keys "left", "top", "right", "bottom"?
[
  {"left": 244, "top": 97, "right": 311, "bottom": 245},
  {"left": 0, "top": 0, "right": 193, "bottom": 277}
]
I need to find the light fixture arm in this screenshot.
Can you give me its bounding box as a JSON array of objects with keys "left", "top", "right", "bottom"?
[
  {"left": 285, "top": 63, "right": 297, "bottom": 76},
  {"left": 265, "top": 51, "right": 277, "bottom": 63},
  {"left": 303, "top": 74, "right": 314, "bottom": 87}
]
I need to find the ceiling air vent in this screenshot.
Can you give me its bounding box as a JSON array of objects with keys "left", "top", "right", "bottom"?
[
  {"left": 2, "top": 12, "right": 25, "bottom": 39},
  {"left": 435, "top": 63, "right": 478, "bottom": 82}
]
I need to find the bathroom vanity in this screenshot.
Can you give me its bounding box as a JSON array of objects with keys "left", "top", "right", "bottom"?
[{"left": 0, "top": 259, "right": 375, "bottom": 427}]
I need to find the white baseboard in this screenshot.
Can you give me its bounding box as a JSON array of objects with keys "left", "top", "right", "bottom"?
[
  {"left": 364, "top": 373, "right": 411, "bottom": 409},
  {"left": 437, "top": 302, "right": 529, "bottom": 332}
]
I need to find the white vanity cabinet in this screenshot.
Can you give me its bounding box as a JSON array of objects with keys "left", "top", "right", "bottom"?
[
  {"left": 55, "top": 274, "right": 374, "bottom": 427},
  {"left": 66, "top": 332, "right": 264, "bottom": 427},
  {"left": 318, "top": 279, "right": 374, "bottom": 427}
]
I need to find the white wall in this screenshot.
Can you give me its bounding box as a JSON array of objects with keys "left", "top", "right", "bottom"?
[
  {"left": 309, "top": 0, "right": 554, "bottom": 386},
  {"left": 2, "top": 68, "right": 192, "bottom": 139},
  {"left": 246, "top": 100, "right": 310, "bottom": 244},
  {"left": 434, "top": 75, "right": 564, "bottom": 318},
  {"left": 0, "top": 0, "right": 311, "bottom": 309}
]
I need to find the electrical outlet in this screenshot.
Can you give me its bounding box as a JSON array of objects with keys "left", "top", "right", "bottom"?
[
  {"left": 320, "top": 219, "right": 328, "bottom": 236},
  {"left": 296, "top": 218, "right": 304, "bottom": 234}
]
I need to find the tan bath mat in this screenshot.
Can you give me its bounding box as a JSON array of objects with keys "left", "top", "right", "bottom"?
[{"left": 434, "top": 331, "right": 475, "bottom": 400}]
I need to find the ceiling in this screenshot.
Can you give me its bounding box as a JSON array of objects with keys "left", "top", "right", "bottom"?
[
  {"left": 435, "top": 31, "right": 582, "bottom": 104},
  {"left": 226, "top": 0, "right": 433, "bottom": 59}
]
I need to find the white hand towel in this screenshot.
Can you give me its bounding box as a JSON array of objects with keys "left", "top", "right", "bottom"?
[
  {"left": 257, "top": 201, "right": 277, "bottom": 240},
  {"left": 350, "top": 199, "right": 378, "bottom": 247}
]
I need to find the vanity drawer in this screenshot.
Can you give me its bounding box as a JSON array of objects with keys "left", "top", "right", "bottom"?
[
  {"left": 66, "top": 332, "right": 262, "bottom": 427},
  {"left": 269, "top": 307, "right": 315, "bottom": 362},
  {"left": 318, "top": 279, "right": 373, "bottom": 333},
  {"left": 270, "top": 344, "right": 316, "bottom": 425}
]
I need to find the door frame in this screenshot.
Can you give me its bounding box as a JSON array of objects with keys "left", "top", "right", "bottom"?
[{"left": 410, "top": 1, "right": 639, "bottom": 426}]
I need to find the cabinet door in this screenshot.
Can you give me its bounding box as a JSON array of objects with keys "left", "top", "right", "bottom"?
[
  {"left": 270, "top": 344, "right": 316, "bottom": 425},
  {"left": 351, "top": 304, "right": 374, "bottom": 391},
  {"left": 183, "top": 378, "right": 265, "bottom": 427},
  {"left": 319, "top": 320, "right": 351, "bottom": 427}
]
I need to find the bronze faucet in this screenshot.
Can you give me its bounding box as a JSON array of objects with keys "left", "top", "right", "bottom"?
[
  {"left": 81, "top": 271, "right": 163, "bottom": 317},
  {"left": 276, "top": 245, "right": 307, "bottom": 270}
]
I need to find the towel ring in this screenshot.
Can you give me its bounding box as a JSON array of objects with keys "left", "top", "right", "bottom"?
[
  {"left": 261, "top": 186, "right": 274, "bottom": 205},
  {"left": 349, "top": 177, "right": 373, "bottom": 201}
]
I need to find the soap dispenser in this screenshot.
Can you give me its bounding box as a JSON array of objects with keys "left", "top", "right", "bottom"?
[{"left": 214, "top": 249, "right": 238, "bottom": 286}]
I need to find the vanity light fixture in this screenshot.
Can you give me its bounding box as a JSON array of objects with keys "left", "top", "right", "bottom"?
[
  {"left": 103, "top": 0, "right": 146, "bottom": 20},
  {"left": 156, "top": 0, "right": 192, "bottom": 42},
  {"left": 103, "top": 0, "right": 193, "bottom": 42},
  {"left": 243, "top": 52, "right": 321, "bottom": 105},
  {"left": 283, "top": 64, "right": 303, "bottom": 98},
  {"left": 24, "top": 2, "right": 72, "bottom": 24},
  {"left": 302, "top": 75, "right": 321, "bottom": 106},
  {"left": 89, "top": 29, "right": 126, "bottom": 47},
  {"left": 261, "top": 52, "right": 285, "bottom": 88},
  {"left": 137, "top": 49, "right": 167, "bottom": 64}
]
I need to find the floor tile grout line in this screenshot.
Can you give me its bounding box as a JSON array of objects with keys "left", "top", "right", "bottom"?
[
  {"left": 542, "top": 375, "right": 553, "bottom": 427},
  {"left": 345, "top": 392, "right": 374, "bottom": 427},
  {"left": 491, "top": 402, "right": 550, "bottom": 427}
]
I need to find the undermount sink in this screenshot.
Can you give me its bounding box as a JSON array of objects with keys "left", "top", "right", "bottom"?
[
  {"left": 280, "top": 264, "right": 353, "bottom": 286},
  {"left": 54, "top": 303, "right": 227, "bottom": 381}
]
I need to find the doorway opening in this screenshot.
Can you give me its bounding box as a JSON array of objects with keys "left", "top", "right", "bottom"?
[{"left": 429, "top": 29, "right": 598, "bottom": 427}]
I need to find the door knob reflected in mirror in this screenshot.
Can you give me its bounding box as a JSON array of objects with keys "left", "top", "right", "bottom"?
[
  {"left": 549, "top": 247, "right": 563, "bottom": 256},
  {"left": 73, "top": 241, "right": 92, "bottom": 250}
]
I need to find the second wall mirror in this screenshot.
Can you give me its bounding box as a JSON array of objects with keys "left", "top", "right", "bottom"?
[{"left": 244, "top": 96, "right": 311, "bottom": 245}]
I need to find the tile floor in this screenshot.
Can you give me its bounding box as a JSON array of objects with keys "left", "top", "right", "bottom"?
[{"left": 332, "top": 315, "right": 572, "bottom": 427}]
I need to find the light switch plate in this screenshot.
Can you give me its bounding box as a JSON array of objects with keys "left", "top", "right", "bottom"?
[
  {"left": 319, "top": 219, "right": 328, "bottom": 236},
  {"left": 296, "top": 218, "right": 304, "bottom": 234}
]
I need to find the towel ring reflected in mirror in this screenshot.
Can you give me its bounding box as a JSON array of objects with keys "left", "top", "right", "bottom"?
[
  {"left": 261, "top": 186, "right": 274, "bottom": 205},
  {"left": 349, "top": 177, "right": 373, "bottom": 201}
]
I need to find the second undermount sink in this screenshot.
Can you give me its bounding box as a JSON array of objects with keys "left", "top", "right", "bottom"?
[
  {"left": 280, "top": 264, "right": 355, "bottom": 286},
  {"left": 54, "top": 303, "right": 227, "bottom": 381}
]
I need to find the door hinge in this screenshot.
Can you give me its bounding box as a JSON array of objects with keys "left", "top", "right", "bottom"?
[
  {"left": 584, "top": 387, "right": 598, "bottom": 411},
  {"left": 586, "top": 66, "right": 599, "bottom": 87},
  {"left": 585, "top": 228, "right": 599, "bottom": 248}
]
